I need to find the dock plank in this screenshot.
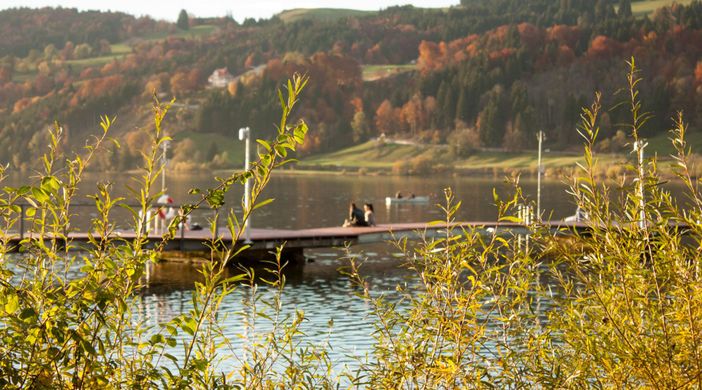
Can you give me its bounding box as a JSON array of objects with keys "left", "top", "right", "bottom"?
[{"left": 1, "top": 220, "right": 593, "bottom": 257}]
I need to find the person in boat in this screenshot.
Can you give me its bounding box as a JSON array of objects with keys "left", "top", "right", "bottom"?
[
  {"left": 364, "top": 203, "right": 376, "bottom": 226},
  {"left": 343, "top": 202, "right": 368, "bottom": 227},
  {"left": 395, "top": 191, "right": 403, "bottom": 199},
  {"left": 409, "top": 193, "right": 415, "bottom": 199}
]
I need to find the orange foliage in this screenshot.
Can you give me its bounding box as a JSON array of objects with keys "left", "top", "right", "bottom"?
[
  {"left": 60, "top": 41, "right": 74, "bottom": 60},
  {"left": 101, "top": 61, "right": 118, "bottom": 76},
  {"left": 124, "top": 129, "right": 151, "bottom": 154},
  {"left": 588, "top": 35, "right": 622, "bottom": 59},
  {"left": 350, "top": 97, "right": 363, "bottom": 113},
  {"left": 695, "top": 61, "right": 702, "bottom": 85},
  {"left": 643, "top": 31, "right": 658, "bottom": 45},
  {"left": 547, "top": 25, "right": 580, "bottom": 48},
  {"left": 0, "top": 67, "right": 11, "bottom": 83},
  {"left": 79, "top": 67, "right": 96, "bottom": 79},
  {"left": 488, "top": 48, "right": 515, "bottom": 63},
  {"left": 143, "top": 78, "right": 162, "bottom": 97},
  {"left": 33, "top": 74, "right": 53, "bottom": 95},
  {"left": 491, "top": 25, "right": 511, "bottom": 45},
  {"left": 556, "top": 44, "right": 576, "bottom": 65},
  {"left": 170, "top": 70, "right": 200, "bottom": 97},
  {"left": 265, "top": 58, "right": 284, "bottom": 80},
  {"left": 244, "top": 52, "right": 260, "bottom": 68},
  {"left": 364, "top": 43, "right": 386, "bottom": 64},
  {"left": 518, "top": 23, "right": 544, "bottom": 49},
  {"left": 417, "top": 40, "right": 442, "bottom": 73},
  {"left": 12, "top": 97, "right": 33, "bottom": 113},
  {"left": 70, "top": 74, "right": 125, "bottom": 107},
  {"left": 375, "top": 99, "right": 395, "bottom": 134}
]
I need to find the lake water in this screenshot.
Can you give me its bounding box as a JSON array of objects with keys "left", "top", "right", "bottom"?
[
  {"left": 78, "top": 171, "right": 577, "bottom": 228},
  {"left": 6, "top": 171, "right": 581, "bottom": 376},
  {"left": 128, "top": 172, "right": 578, "bottom": 375}
]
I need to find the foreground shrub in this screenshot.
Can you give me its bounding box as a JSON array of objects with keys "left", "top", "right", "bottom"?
[
  {"left": 346, "top": 59, "right": 702, "bottom": 387},
  {"left": 0, "top": 75, "right": 337, "bottom": 389}
]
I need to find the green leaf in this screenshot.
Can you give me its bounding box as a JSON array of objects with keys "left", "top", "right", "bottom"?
[
  {"left": 19, "top": 307, "right": 36, "bottom": 321},
  {"left": 41, "top": 176, "right": 60, "bottom": 193},
  {"left": 31, "top": 187, "right": 50, "bottom": 204},
  {"left": 183, "top": 318, "right": 198, "bottom": 335},
  {"left": 4, "top": 294, "right": 18, "bottom": 314},
  {"left": 252, "top": 198, "right": 275, "bottom": 211},
  {"left": 220, "top": 274, "right": 247, "bottom": 285},
  {"left": 256, "top": 139, "right": 272, "bottom": 152},
  {"left": 150, "top": 334, "right": 165, "bottom": 345},
  {"left": 500, "top": 216, "right": 522, "bottom": 223},
  {"left": 163, "top": 353, "right": 178, "bottom": 364}
]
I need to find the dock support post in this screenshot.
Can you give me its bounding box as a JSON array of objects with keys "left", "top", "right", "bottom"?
[
  {"left": 239, "top": 127, "right": 252, "bottom": 244},
  {"left": 536, "top": 131, "right": 545, "bottom": 221},
  {"left": 19, "top": 204, "right": 24, "bottom": 240},
  {"left": 179, "top": 221, "right": 185, "bottom": 251}
]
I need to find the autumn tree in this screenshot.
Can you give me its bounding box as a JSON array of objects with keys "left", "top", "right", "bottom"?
[
  {"left": 375, "top": 99, "right": 395, "bottom": 135},
  {"left": 401, "top": 93, "right": 426, "bottom": 136}
]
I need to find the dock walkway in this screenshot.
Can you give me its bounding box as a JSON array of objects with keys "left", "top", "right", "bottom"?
[{"left": 4, "top": 221, "right": 589, "bottom": 261}]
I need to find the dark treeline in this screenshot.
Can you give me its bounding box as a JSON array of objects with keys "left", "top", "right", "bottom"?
[
  {"left": 1, "top": 1, "right": 702, "bottom": 170},
  {"left": 0, "top": 7, "right": 172, "bottom": 57}
]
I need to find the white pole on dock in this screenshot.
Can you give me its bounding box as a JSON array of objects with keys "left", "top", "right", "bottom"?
[
  {"left": 161, "top": 140, "right": 170, "bottom": 193},
  {"left": 634, "top": 139, "right": 647, "bottom": 229},
  {"left": 239, "top": 127, "right": 252, "bottom": 243},
  {"left": 536, "top": 131, "right": 545, "bottom": 221}
]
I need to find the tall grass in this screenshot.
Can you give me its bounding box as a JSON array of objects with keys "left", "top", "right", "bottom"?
[{"left": 344, "top": 59, "right": 702, "bottom": 387}]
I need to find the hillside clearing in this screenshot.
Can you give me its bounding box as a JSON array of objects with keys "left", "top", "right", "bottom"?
[
  {"left": 631, "top": 0, "right": 694, "bottom": 16},
  {"left": 277, "top": 8, "right": 375, "bottom": 23},
  {"left": 297, "top": 136, "right": 702, "bottom": 175},
  {"left": 362, "top": 64, "right": 417, "bottom": 81}
]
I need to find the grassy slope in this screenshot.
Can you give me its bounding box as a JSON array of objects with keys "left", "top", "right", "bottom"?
[
  {"left": 299, "top": 131, "right": 702, "bottom": 173},
  {"left": 172, "top": 130, "right": 245, "bottom": 165},
  {"left": 298, "top": 140, "right": 588, "bottom": 171},
  {"left": 277, "top": 8, "right": 375, "bottom": 23},
  {"left": 362, "top": 64, "right": 417, "bottom": 81},
  {"left": 631, "top": 0, "right": 694, "bottom": 17}
]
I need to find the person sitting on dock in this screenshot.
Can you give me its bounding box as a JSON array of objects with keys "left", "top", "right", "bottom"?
[
  {"left": 343, "top": 202, "right": 368, "bottom": 227},
  {"left": 364, "top": 203, "right": 376, "bottom": 226},
  {"left": 155, "top": 194, "right": 176, "bottom": 233}
]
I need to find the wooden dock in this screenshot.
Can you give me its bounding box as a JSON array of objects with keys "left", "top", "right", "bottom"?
[{"left": 3, "top": 221, "right": 590, "bottom": 262}]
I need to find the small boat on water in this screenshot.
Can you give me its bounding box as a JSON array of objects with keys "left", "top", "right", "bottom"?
[{"left": 385, "top": 196, "right": 429, "bottom": 206}]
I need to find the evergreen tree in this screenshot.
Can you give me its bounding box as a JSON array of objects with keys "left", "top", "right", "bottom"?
[
  {"left": 456, "top": 88, "right": 469, "bottom": 123},
  {"left": 478, "top": 86, "right": 507, "bottom": 147},
  {"left": 618, "top": 0, "right": 632, "bottom": 18},
  {"left": 351, "top": 111, "right": 370, "bottom": 143},
  {"left": 436, "top": 80, "right": 450, "bottom": 128},
  {"left": 177, "top": 9, "right": 189, "bottom": 30}
]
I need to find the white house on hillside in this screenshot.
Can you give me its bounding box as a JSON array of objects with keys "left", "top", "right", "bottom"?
[{"left": 208, "top": 67, "right": 235, "bottom": 88}]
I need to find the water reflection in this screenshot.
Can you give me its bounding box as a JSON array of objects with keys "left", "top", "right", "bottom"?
[{"left": 139, "top": 242, "right": 411, "bottom": 370}]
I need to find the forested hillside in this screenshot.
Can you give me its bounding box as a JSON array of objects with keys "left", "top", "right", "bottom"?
[{"left": 1, "top": 1, "right": 701, "bottom": 171}]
